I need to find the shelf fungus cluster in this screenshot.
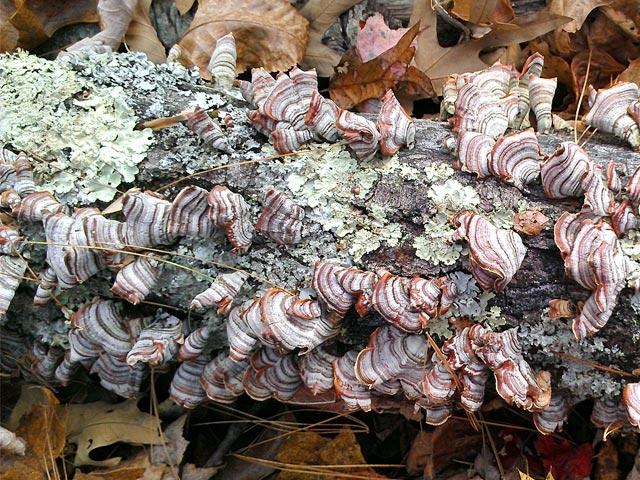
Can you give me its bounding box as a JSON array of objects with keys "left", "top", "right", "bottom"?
[
  {"left": 443, "top": 53, "right": 556, "bottom": 135},
  {"left": 7, "top": 49, "right": 640, "bottom": 439},
  {"left": 25, "top": 255, "right": 551, "bottom": 428},
  {"left": 238, "top": 68, "right": 414, "bottom": 160},
  {"left": 445, "top": 58, "right": 640, "bottom": 431},
  {"left": 583, "top": 82, "right": 640, "bottom": 151},
  {"left": 0, "top": 151, "right": 310, "bottom": 314}
]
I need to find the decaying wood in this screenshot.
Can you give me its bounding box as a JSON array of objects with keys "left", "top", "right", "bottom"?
[{"left": 1, "top": 51, "right": 638, "bottom": 411}]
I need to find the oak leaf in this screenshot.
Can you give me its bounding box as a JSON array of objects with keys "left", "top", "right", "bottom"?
[
  {"left": 178, "top": 0, "right": 309, "bottom": 79},
  {"left": 547, "top": 0, "right": 611, "bottom": 33},
  {"left": 175, "top": 0, "right": 196, "bottom": 15},
  {"left": 410, "top": 3, "right": 570, "bottom": 93},
  {"left": 355, "top": 13, "right": 411, "bottom": 62},
  {"left": 329, "top": 23, "right": 436, "bottom": 110},
  {"left": 451, "top": 0, "right": 515, "bottom": 26},
  {"left": 124, "top": 0, "right": 166, "bottom": 63},
  {"left": 299, "top": 0, "right": 360, "bottom": 76},
  {"left": 66, "top": 399, "right": 163, "bottom": 467},
  {"left": 64, "top": 0, "right": 136, "bottom": 52},
  {"left": 0, "top": 0, "right": 98, "bottom": 52}
]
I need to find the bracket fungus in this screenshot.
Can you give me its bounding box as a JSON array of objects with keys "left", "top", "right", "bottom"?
[{"left": 5, "top": 47, "right": 640, "bottom": 442}]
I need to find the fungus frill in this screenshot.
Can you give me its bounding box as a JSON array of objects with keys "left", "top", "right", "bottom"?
[
  {"left": 255, "top": 189, "right": 304, "bottom": 245},
  {"left": 450, "top": 211, "right": 527, "bottom": 292},
  {"left": 554, "top": 212, "right": 634, "bottom": 339},
  {"left": 469, "top": 325, "right": 551, "bottom": 411},
  {"left": 623, "top": 383, "right": 640, "bottom": 427},
  {"left": 207, "top": 33, "right": 236, "bottom": 90},
  {"left": 584, "top": 82, "right": 640, "bottom": 150}
]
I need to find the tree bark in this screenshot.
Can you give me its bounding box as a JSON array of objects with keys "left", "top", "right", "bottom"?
[{"left": 1, "top": 51, "right": 638, "bottom": 408}]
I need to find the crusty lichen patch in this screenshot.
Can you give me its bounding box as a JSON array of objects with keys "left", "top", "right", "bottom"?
[
  {"left": 521, "top": 308, "right": 625, "bottom": 397},
  {"left": 0, "top": 51, "right": 154, "bottom": 203},
  {"left": 259, "top": 144, "right": 406, "bottom": 261}
]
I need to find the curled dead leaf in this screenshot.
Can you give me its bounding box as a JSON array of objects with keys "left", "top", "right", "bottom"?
[
  {"left": 178, "top": 0, "right": 309, "bottom": 79},
  {"left": 514, "top": 209, "right": 549, "bottom": 235},
  {"left": 299, "top": 0, "right": 360, "bottom": 76},
  {"left": 330, "top": 23, "right": 436, "bottom": 110},
  {"left": 0, "top": 0, "right": 98, "bottom": 52},
  {"left": 451, "top": 0, "right": 515, "bottom": 26},
  {"left": 65, "top": 399, "right": 163, "bottom": 467},
  {"left": 124, "top": 0, "right": 166, "bottom": 64},
  {"left": 410, "top": 3, "right": 570, "bottom": 93}
]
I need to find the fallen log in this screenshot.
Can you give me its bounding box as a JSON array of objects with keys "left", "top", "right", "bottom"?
[{"left": 0, "top": 50, "right": 638, "bottom": 428}]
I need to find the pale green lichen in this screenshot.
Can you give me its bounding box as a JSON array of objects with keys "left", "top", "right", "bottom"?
[
  {"left": 489, "top": 206, "right": 515, "bottom": 230},
  {"left": 413, "top": 213, "right": 462, "bottom": 265},
  {"left": 0, "top": 51, "right": 154, "bottom": 203},
  {"left": 427, "top": 179, "right": 480, "bottom": 214},
  {"left": 427, "top": 272, "right": 507, "bottom": 338},
  {"left": 422, "top": 162, "right": 455, "bottom": 182},
  {"left": 412, "top": 180, "right": 480, "bottom": 265},
  {"left": 521, "top": 308, "right": 625, "bottom": 397},
  {"left": 258, "top": 143, "right": 405, "bottom": 261}
]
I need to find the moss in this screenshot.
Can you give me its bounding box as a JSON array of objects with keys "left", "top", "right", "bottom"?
[{"left": 0, "top": 51, "right": 154, "bottom": 204}]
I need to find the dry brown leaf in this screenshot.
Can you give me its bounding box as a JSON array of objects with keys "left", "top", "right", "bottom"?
[
  {"left": 7, "top": 385, "right": 58, "bottom": 431},
  {"left": 276, "top": 427, "right": 389, "bottom": 480},
  {"left": 124, "top": 0, "right": 166, "bottom": 63},
  {"left": 299, "top": 0, "right": 360, "bottom": 76},
  {"left": 619, "top": 57, "right": 640, "bottom": 84},
  {"left": 405, "top": 430, "right": 433, "bottom": 477},
  {"left": 1, "top": 0, "right": 98, "bottom": 52},
  {"left": 410, "top": 4, "right": 570, "bottom": 93},
  {"left": 451, "top": 0, "right": 515, "bottom": 26},
  {"left": 571, "top": 47, "right": 626, "bottom": 103},
  {"left": 329, "top": 23, "right": 436, "bottom": 109},
  {"left": 149, "top": 414, "right": 189, "bottom": 466},
  {"left": 0, "top": 387, "right": 65, "bottom": 480},
  {"left": 547, "top": 0, "right": 611, "bottom": 33},
  {"left": 65, "top": 0, "right": 136, "bottom": 52},
  {"left": 594, "top": 438, "right": 619, "bottom": 480},
  {"left": 355, "top": 13, "right": 411, "bottom": 62},
  {"left": 66, "top": 399, "right": 163, "bottom": 467},
  {"left": 601, "top": 4, "right": 640, "bottom": 40},
  {"left": 72, "top": 450, "right": 168, "bottom": 480},
  {"left": 175, "top": 0, "right": 196, "bottom": 15},
  {"left": 178, "top": 0, "right": 308, "bottom": 79},
  {"left": 0, "top": 0, "right": 19, "bottom": 52}
]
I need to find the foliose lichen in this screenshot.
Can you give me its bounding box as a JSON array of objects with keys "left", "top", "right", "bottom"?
[
  {"left": 521, "top": 308, "right": 625, "bottom": 397},
  {"left": 0, "top": 51, "right": 154, "bottom": 203}
]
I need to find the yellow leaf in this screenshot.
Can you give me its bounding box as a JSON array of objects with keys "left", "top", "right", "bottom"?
[
  {"left": 178, "top": 0, "right": 309, "bottom": 79},
  {"left": 0, "top": 387, "right": 65, "bottom": 480},
  {"left": 276, "top": 427, "right": 390, "bottom": 480},
  {"left": 518, "top": 469, "right": 556, "bottom": 480}
]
